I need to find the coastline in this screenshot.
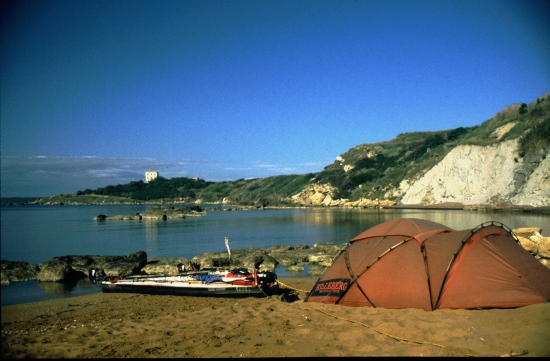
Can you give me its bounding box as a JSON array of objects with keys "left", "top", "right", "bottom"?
[
  {"left": 4, "top": 199, "right": 550, "bottom": 215},
  {"left": 2, "top": 277, "right": 550, "bottom": 357}
]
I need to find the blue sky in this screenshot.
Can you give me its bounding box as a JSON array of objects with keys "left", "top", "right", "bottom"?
[{"left": 1, "top": 0, "right": 549, "bottom": 197}]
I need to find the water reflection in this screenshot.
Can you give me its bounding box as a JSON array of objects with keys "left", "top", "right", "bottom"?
[
  {"left": 292, "top": 207, "right": 547, "bottom": 233},
  {"left": 37, "top": 278, "right": 95, "bottom": 295},
  {"left": 144, "top": 219, "right": 161, "bottom": 254}
]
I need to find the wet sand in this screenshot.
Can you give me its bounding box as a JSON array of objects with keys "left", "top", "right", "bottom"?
[{"left": 2, "top": 277, "right": 550, "bottom": 358}]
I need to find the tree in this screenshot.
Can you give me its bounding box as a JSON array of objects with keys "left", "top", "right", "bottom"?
[{"left": 519, "top": 103, "right": 528, "bottom": 115}]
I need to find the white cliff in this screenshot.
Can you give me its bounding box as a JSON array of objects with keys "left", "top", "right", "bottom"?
[{"left": 400, "top": 139, "right": 550, "bottom": 206}]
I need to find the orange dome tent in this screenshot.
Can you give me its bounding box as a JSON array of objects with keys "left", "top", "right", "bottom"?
[{"left": 305, "top": 218, "right": 550, "bottom": 310}]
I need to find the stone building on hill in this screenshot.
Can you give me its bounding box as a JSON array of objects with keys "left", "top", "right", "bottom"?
[{"left": 145, "top": 170, "right": 159, "bottom": 183}]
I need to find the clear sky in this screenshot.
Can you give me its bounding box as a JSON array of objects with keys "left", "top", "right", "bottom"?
[{"left": 1, "top": 0, "right": 549, "bottom": 197}]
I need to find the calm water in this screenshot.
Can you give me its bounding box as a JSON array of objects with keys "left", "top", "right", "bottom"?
[{"left": 2, "top": 204, "right": 548, "bottom": 305}]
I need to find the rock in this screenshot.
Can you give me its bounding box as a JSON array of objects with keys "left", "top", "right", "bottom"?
[
  {"left": 310, "top": 192, "right": 326, "bottom": 205},
  {"left": 308, "top": 265, "right": 326, "bottom": 276},
  {"left": 94, "top": 213, "right": 142, "bottom": 220},
  {"left": 189, "top": 244, "right": 343, "bottom": 273},
  {"left": 308, "top": 254, "right": 334, "bottom": 267},
  {"left": 37, "top": 262, "right": 84, "bottom": 282},
  {"left": 517, "top": 236, "right": 538, "bottom": 255},
  {"left": 142, "top": 258, "right": 191, "bottom": 276},
  {"left": 94, "top": 206, "right": 202, "bottom": 221},
  {"left": 14, "top": 242, "right": 348, "bottom": 284},
  {"left": 537, "top": 237, "right": 550, "bottom": 258},
  {"left": 191, "top": 252, "right": 232, "bottom": 269},
  {"left": 322, "top": 195, "right": 333, "bottom": 206},
  {"left": 103, "top": 213, "right": 142, "bottom": 220},
  {"left": 513, "top": 227, "right": 543, "bottom": 238},
  {"left": 1, "top": 260, "right": 39, "bottom": 285},
  {"left": 379, "top": 200, "right": 397, "bottom": 207},
  {"left": 539, "top": 258, "right": 550, "bottom": 269},
  {"left": 141, "top": 213, "right": 168, "bottom": 220},
  {"left": 141, "top": 206, "right": 201, "bottom": 219},
  {"left": 97, "top": 251, "right": 147, "bottom": 276},
  {"left": 191, "top": 248, "right": 278, "bottom": 272},
  {"left": 312, "top": 243, "right": 344, "bottom": 254},
  {"left": 257, "top": 254, "right": 278, "bottom": 272},
  {"left": 37, "top": 251, "right": 147, "bottom": 281},
  {"left": 37, "top": 255, "right": 96, "bottom": 282},
  {"left": 285, "top": 265, "right": 305, "bottom": 273},
  {"left": 291, "top": 183, "right": 337, "bottom": 205}
]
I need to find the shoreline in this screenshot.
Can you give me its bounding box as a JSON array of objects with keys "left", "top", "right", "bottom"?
[
  {"left": 2, "top": 277, "right": 550, "bottom": 357},
  {"left": 3, "top": 198, "right": 550, "bottom": 214}
]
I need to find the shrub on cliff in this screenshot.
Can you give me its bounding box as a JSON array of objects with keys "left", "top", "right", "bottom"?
[{"left": 519, "top": 116, "right": 550, "bottom": 157}]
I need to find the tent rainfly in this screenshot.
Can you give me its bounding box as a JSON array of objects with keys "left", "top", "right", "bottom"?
[{"left": 305, "top": 218, "right": 550, "bottom": 310}]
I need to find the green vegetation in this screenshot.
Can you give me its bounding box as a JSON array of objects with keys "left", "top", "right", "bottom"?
[
  {"left": 518, "top": 116, "right": 550, "bottom": 157},
  {"left": 65, "top": 173, "right": 312, "bottom": 206},
  {"left": 221, "top": 174, "right": 315, "bottom": 205},
  {"left": 76, "top": 177, "right": 213, "bottom": 201}
]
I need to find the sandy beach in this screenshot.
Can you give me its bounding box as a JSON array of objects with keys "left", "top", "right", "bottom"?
[{"left": 2, "top": 277, "right": 550, "bottom": 358}]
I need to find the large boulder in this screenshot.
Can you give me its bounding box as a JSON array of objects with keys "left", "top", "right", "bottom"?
[
  {"left": 94, "top": 251, "right": 147, "bottom": 277},
  {"left": 37, "top": 255, "right": 96, "bottom": 282},
  {"left": 513, "top": 227, "right": 543, "bottom": 238},
  {"left": 1, "top": 260, "right": 39, "bottom": 285},
  {"left": 37, "top": 262, "right": 85, "bottom": 282},
  {"left": 310, "top": 192, "right": 326, "bottom": 205}
]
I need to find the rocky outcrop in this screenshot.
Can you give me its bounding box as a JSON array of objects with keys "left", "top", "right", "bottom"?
[
  {"left": 93, "top": 251, "right": 148, "bottom": 276},
  {"left": 400, "top": 140, "right": 550, "bottom": 207},
  {"left": 94, "top": 213, "right": 142, "bottom": 220},
  {"left": 291, "top": 184, "right": 338, "bottom": 205},
  {"left": 189, "top": 243, "right": 345, "bottom": 276},
  {"left": 142, "top": 257, "right": 191, "bottom": 276},
  {"left": 93, "top": 206, "right": 204, "bottom": 221},
  {"left": 190, "top": 248, "right": 278, "bottom": 272},
  {"left": 1, "top": 261, "right": 39, "bottom": 285},
  {"left": 290, "top": 183, "right": 396, "bottom": 208},
  {"left": 37, "top": 251, "right": 148, "bottom": 282}
]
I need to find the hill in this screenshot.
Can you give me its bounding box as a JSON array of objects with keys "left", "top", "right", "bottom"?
[{"left": 30, "top": 91, "right": 550, "bottom": 209}]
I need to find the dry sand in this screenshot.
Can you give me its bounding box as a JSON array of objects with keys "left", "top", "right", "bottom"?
[{"left": 2, "top": 277, "right": 550, "bottom": 358}]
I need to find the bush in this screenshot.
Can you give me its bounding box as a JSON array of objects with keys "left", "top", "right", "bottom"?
[
  {"left": 447, "top": 127, "right": 469, "bottom": 141},
  {"left": 519, "top": 117, "right": 550, "bottom": 157},
  {"left": 519, "top": 103, "right": 528, "bottom": 115}
]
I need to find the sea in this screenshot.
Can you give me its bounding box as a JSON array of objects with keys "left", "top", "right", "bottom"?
[{"left": 1, "top": 204, "right": 548, "bottom": 306}]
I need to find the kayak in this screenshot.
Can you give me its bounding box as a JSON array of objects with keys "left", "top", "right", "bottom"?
[{"left": 89, "top": 268, "right": 278, "bottom": 297}]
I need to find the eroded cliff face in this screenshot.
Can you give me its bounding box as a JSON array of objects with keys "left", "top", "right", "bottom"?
[{"left": 399, "top": 139, "right": 550, "bottom": 206}]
